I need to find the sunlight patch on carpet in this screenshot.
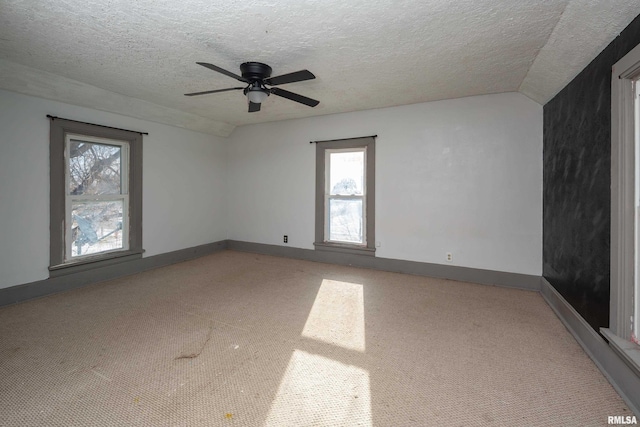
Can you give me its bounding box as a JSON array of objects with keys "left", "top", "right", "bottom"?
[
  {"left": 264, "top": 349, "right": 372, "bottom": 427},
  {"left": 302, "top": 279, "right": 365, "bottom": 352}
]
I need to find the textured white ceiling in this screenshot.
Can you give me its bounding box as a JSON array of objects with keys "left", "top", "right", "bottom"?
[{"left": 0, "top": 0, "right": 639, "bottom": 136}]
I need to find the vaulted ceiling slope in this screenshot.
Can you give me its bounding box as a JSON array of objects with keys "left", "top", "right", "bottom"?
[{"left": 1, "top": 0, "right": 639, "bottom": 137}]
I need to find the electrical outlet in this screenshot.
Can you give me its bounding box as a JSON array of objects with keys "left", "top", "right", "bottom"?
[
  {"left": 446, "top": 252, "right": 452, "bottom": 262},
  {"left": 283, "top": 235, "right": 288, "bottom": 244}
]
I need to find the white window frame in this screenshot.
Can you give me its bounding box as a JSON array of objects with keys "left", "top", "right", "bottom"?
[
  {"left": 64, "top": 134, "right": 130, "bottom": 261},
  {"left": 324, "top": 147, "right": 367, "bottom": 246},
  {"left": 604, "top": 41, "right": 640, "bottom": 375}
]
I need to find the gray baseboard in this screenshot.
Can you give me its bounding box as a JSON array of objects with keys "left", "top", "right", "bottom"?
[
  {"left": 0, "top": 240, "right": 227, "bottom": 307},
  {"left": 540, "top": 278, "right": 640, "bottom": 416},
  {"left": 227, "top": 240, "right": 540, "bottom": 291},
  {"left": 0, "top": 240, "right": 539, "bottom": 307}
]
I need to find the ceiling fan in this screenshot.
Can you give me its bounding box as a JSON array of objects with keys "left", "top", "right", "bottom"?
[{"left": 185, "top": 62, "right": 320, "bottom": 112}]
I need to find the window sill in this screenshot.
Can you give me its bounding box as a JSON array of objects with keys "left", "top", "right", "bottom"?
[
  {"left": 49, "top": 249, "right": 144, "bottom": 277},
  {"left": 314, "top": 242, "right": 376, "bottom": 257},
  {"left": 600, "top": 328, "right": 640, "bottom": 377}
]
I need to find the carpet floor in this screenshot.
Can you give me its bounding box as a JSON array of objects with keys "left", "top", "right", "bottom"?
[{"left": 0, "top": 250, "right": 632, "bottom": 426}]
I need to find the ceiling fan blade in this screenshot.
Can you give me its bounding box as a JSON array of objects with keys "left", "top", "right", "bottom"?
[
  {"left": 248, "top": 101, "right": 261, "bottom": 112},
  {"left": 184, "top": 87, "right": 244, "bottom": 96},
  {"left": 196, "top": 62, "right": 248, "bottom": 83},
  {"left": 265, "top": 70, "right": 315, "bottom": 86},
  {"left": 270, "top": 87, "right": 319, "bottom": 107}
]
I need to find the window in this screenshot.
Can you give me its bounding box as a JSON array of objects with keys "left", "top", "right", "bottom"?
[
  {"left": 66, "top": 135, "right": 128, "bottom": 259},
  {"left": 326, "top": 148, "right": 366, "bottom": 244},
  {"left": 314, "top": 137, "right": 375, "bottom": 256},
  {"left": 605, "top": 42, "right": 640, "bottom": 373},
  {"left": 635, "top": 78, "right": 640, "bottom": 344},
  {"left": 49, "top": 118, "right": 143, "bottom": 274}
]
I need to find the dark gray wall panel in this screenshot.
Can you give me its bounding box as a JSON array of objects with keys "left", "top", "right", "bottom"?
[{"left": 543, "top": 13, "right": 640, "bottom": 331}]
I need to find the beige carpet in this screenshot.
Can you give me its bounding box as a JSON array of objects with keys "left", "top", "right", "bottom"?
[{"left": 0, "top": 250, "right": 632, "bottom": 426}]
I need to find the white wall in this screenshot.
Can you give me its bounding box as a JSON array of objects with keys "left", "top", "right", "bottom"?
[
  {"left": 227, "top": 92, "right": 542, "bottom": 275},
  {"left": 0, "top": 90, "right": 542, "bottom": 289},
  {"left": 0, "top": 89, "right": 227, "bottom": 289}
]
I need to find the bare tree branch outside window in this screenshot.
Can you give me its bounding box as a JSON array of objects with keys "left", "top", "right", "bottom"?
[{"left": 68, "top": 140, "right": 125, "bottom": 256}]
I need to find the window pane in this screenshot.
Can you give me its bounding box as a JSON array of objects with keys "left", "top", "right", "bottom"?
[
  {"left": 329, "top": 151, "right": 364, "bottom": 195},
  {"left": 329, "top": 198, "right": 363, "bottom": 244},
  {"left": 71, "top": 200, "right": 124, "bottom": 257},
  {"left": 635, "top": 78, "right": 640, "bottom": 341},
  {"left": 69, "top": 140, "right": 121, "bottom": 195}
]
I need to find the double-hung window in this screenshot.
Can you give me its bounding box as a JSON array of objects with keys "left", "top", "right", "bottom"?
[
  {"left": 65, "top": 134, "right": 129, "bottom": 259},
  {"left": 325, "top": 148, "right": 367, "bottom": 245},
  {"left": 49, "top": 117, "right": 143, "bottom": 274},
  {"left": 605, "top": 42, "right": 640, "bottom": 374},
  {"left": 314, "top": 137, "right": 375, "bottom": 256}
]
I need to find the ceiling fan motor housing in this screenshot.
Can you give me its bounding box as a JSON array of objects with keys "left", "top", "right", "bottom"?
[{"left": 240, "top": 62, "right": 272, "bottom": 81}]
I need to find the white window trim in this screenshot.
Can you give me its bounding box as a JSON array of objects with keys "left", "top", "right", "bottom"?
[
  {"left": 605, "top": 41, "right": 640, "bottom": 376},
  {"left": 324, "top": 147, "right": 367, "bottom": 246},
  {"left": 64, "top": 134, "right": 130, "bottom": 262}
]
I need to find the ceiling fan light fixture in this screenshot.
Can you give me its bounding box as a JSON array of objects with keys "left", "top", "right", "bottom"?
[{"left": 247, "top": 88, "right": 269, "bottom": 104}]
